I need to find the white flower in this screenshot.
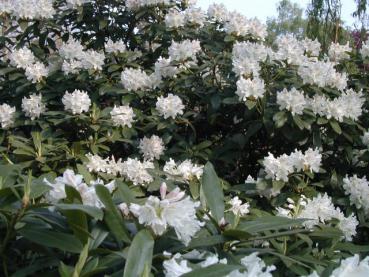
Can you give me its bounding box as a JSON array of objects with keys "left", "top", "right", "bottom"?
[
  {"left": 0, "top": 104, "right": 16, "bottom": 129},
  {"left": 163, "top": 254, "right": 192, "bottom": 277},
  {"left": 125, "top": 0, "right": 171, "bottom": 10},
  {"left": 164, "top": 158, "right": 204, "bottom": 181},
  {"left": 276, "top": 34, "right": 305, "bottom": 64},
  {"left": 121, "top": 158, "right": 154, "bottom": 186},
  {"left": 328, "top": 42, "right": 351, "bottom": 61},
  {"left": 62, "top": 59, "right": 83, "bottom": 74},
  {"left": 343, "top": 175, "right": 369, "bottom": 215},
  {"left": 154, "top": 57, "right": 179, "bottom": 78},
  {"left": 236, "top": 77, "right": 265, "bottom": 101},
  {"left": 228, "top": 252, "right": 276, "bottom": 277},
  {"left": 66, "top": 0, "right": 91, "bottom": 8},
  {"left": 207, "top": 3, "right": 228, "bottom": 22},
  {"left": 184, "top": 7, "right": 206, "bottom": 27},
  {"left": 121, "top": 68, "right": 156, "bottom": 91},
  {"left": 302, "top": 148, "right": 322, "bottom": 173},
  {"left": 360, "top": 39, "right": 369, "bottom": 59},
  {"left": 9, "top": 47, "right": 35, "bottom": 69},
  {"left": 263, "top": 153, "right": 294, "bottom": 182},
  {"left": 228, "top": 196, "right": 250, "bottom": 216},
  {"left": 338, "top": 214, "right": 359, "bottom": 241},
  {"left": 21, "top": 94, "right": 45, "bottom": 120},
  {"left": 276, "top": 88, "right": 307, "bottom": 115},
  {"left": 81, "top": 50, "right": 105, "bottom": 70},
  {"left": 168, "top": 40, "right": 201, "bottom": 61},
  {"left": 7, "top": 0, "right": 55, "bottom": 19},
  {"left": 165, "top": 9, "right": 185, "bottom": 28},
  {"left": 25, "top": 62, "right": 49, "bottom": 83},
  {"left": 331, "top": 254, "right": 369, "bottom": 277},
  {"left": 85, "top": 153, "right": 109, "bottom": 173},
  {"left": 62, "top": 89, "right": 91, "bottom": 114},
  {"left": 300, "top": 38, "right": 321, "bottom": 56},
  {"left": 156, "top": 94, "right": 185, "bottom": 119},
  {"left": 110, "top": 105, "right": 135, "bottom": 127},
  {"left": 105, "top": 39, "right": 126, "bottom": 53},
  {"left": 139, "top": 135, "right": 165, "bottom": 160},
  {"left": 59, "top": 38, "right": 85, "bottom": 60},
  {"left": 130, "top": 184, "right": 203, "bottom": 245}
]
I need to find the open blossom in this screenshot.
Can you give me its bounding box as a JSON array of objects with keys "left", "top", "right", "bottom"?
[
  {"left": 328, "top": 42, "right": 351, "bottom": 61},
  {"left": 168, "top": 40, "right": 201, "bottom": 61},
  {"left": 331, "top": 254, "right": 369, "bottom": 277},
  {"left": 224, "top": 11, "right": 267, "bottom": 39},
  {"left": 105, "top": 39, "right": 126, "bottom": 53},
  {"left": 343, "top": 175, "right": 369, "bottom": 215},
  {"left": 0, "top": 103, "right": 16, "bottom": 129},
  {"left": 165, "top": 9, "right": 185, "bottom": 28},
  {"left": 236, "top": 77, "right": 265, "bottom": 101},
  {"left": 25, "top": 62, "right": 49, "bottom": 83},
  {"left": 121, "top": 68, "right": 157, "bottom": 91},
  {"left": 227, "top": 196, "right": 250, "bottom": 216},
  {"left": 125, "top": 0, "right": 171, "bottom": 10},
  {"left": 228, "top": 252, "right": 276, "bottom": 277},
  {"left": 62, "top": 89, "right": 91, "bottom": 114},
  {"left": 263, "top": 153, "right": 294, "bottom": 182},
  {"left": 154, "top": 57, "right": 179, "bottom": 78},
  {"left": 276, "top": 88, "right": 307, "bottom": 115},
  {"left": 9, "top": 47, "right": 36, "bottom": 69},
  {"left": 121, "top": 158, "right": 154, "bottom": 186},
  {"left": 59, "top": 38, "right": 85, "bottom": 60},
  {"left": 3, "top": 0, "right": 55, "bottom": 19},
  {"left": 81, "top": 50, "right": 105, "bottom": 70},
  {"left": 66, "top": 0, "right": 91, "bottom": 8},
  {"left": 207, "top": 3, "right": 228, "bottom": 22},
  {"left": 139, "top": 135, "right": 165, "bottom": 160},
  {"left": 300, "top": 38, "right": 321, "bottom": 56},
  {"left": 184, "top": 7, "right": 206, "bottom": 27},
  {"left": 21, "top": 94, "right": 45, "bottom": 120},
  {"left": 130, "top": 184, "right": 203, "bottom": 245},
  {"left": 62, "top": 59, "right": 83, "bottom": 74},
  {"left": 360, "top": 39, "right": 369, "bottom": 59},
  {"left": 163, "top": 253, "right": 192, "bottom": 277},
  {"left": 164, "top": 158, "right": 204, "bottom": 181},
  {"left": 110, "top": 105, "right": 135, "bottom": 127},
  {"left": 85, "top": 153, "right": 109, "bottom": 173},
  {"left": 276, "top": 34, "right": 305, "bottom": 64},
  {"left": 156, "top": 94, "right": 185, "bottom": 119},
  {"left": 43, "top": 169, "right": 114, "bottom": 208},
  {"left": 361, "top": 131, "right": 369, "bottom": 146}
]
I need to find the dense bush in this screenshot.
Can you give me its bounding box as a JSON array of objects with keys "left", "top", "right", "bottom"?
[{"left": 1, "top": 0, "right": 369, "bottom": 276}]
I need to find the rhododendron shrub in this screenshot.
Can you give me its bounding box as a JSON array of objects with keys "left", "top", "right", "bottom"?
[{"left": 1, "top": 0, "right": 369, "bottom": 276}]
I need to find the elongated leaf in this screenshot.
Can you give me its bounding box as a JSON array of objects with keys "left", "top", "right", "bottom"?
[
  {"left": 201, "top": 162, "right": 224, "bottom": 222},
  {"left": 55, "top": 204, "right": 103, "bottom": 220},
  {"left": 238, "top": 216, "right": 306, "bottom": 234},
  {"left": 19, "top": 227, "right": 83, "bottom": 253},
  {"left": 95, "top": 185, "right": 131, "bottom": 243},
  {"left": 124, "top": 230, "right": 154, "bottom": 277},
  {"left": 182, "top": 264, "right": 241, "bottom": 277}
]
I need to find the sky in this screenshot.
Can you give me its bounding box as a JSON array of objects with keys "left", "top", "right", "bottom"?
[{"left": 197, "top": 0, "right": 358, "bottom": 27}]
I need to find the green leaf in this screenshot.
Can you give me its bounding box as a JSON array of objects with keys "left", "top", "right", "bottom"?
[
  {"left": 182, "top": 264, "right": 241, "bottom": 277},
  {"left": 55, "top": 204, "right": 103, "bottom": 220},
  {"left": 238, "top": 216, "right": 306, "bottom": 234},
  {"left": 201, "top": 162, "right": 224, "bottom": 222},
  {"left": 123, "top": 230, "right": 154, "bottom": 277},
  {"left": 73, "top": 240, "right": 90, "bottom": 277},
  {"left": 95, "top": 185, "right": 131, "bottom": 243},
  {"left": 19, "top": 227, "right": 83, "bottom": 253},
  {"left": 329, "top": 120, "right": 342, "bottom": 134}
]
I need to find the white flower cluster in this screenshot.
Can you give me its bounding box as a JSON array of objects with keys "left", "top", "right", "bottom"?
[
  {"left": 331, "top": 254, "right": 369, "bottom": 277},
  {"left": 0, "top": 103, "right": 16, "bottom": 129},
  {"left": 66, "top": 0, "right": 91, "bottom": 8},
  {"left": 163, "top": 251, "right": 227, "bottom": 277},
  {"left": 168, "top": 40, "right": 201, "bottom": 61},
  {"left": 298, "top": 59, "right": 348, "bottom": 90},
  {"left": 9, "top": 47, "right": 49, "bottom": 83},
  {"left": 362, "top": 130, "right": 369, "bottom": 146},
  {"left": 121, "top": 68, "right": 159, "bottom": 91},
  {"left": 139, "top": 135, "right": 165, "bottom": 160},
  {"left": 59, "top": 38, "right": 105, "bottom": 74},
  {"left": 165, "top": 7, "right": 206, "bottom": 28},
  {"left": 263, "top": 148, "right": 322, "bottom": 182},
  {"left": 21, "top": 94, "right": 45, "bottom": 120},
  {"left": 105, "top": 39, "right": 127, "bottom": 54},
  {"left": 0, "top": 0, "right": 55, "bottom": 19},
  {"left": 85, "top": 154, "right": 124, "bottom": 176},
  {"left": 278, "top": 194, "right": 358, "bottom": 241},
  {"left": 125, "top": 0, "right": 172, "bottom": 10},
  {"left": 343, "top": 175, "right": 369, "bottom": 215},
  {"left": 360, "top": 39, "right": 369, "bottom": 59},
  {"left": 62, "top": 89, "right": 91, "bottom": 114},
  {"left": 43, "top": 169, "right": 115, "bottom": 208},
  {"left": 207, "top": 3, "right": 229, "bottom": 22},
  {"left": 154, "top": 57, "right": 180, "bottom": 78},
  {"left": 228, "top": 252, "right": 276, "bottom": 277},
  {"left": 277, "top": 88, "right": 307, "bottom": 116},
  {"left": 121, "top": 158, "right": 155, "bottom": 186},
  {"left": 224, "top": 11, "right": 267, "bottom": 39},
  {"left": 232, "top": 41, "right": 271, "bottom": 77},
  {"left": 308, "top": 89, "right": 365, "bottom": 122},
  {"left": 156, "top": 94, "right": 185, "bottom": 119},
  {"left": 236, "top": 77, "right": 265, "bottom": 101},
  {"left": 163, "top": 158, "right": 204, "bottom": 182},
  {"left": 328, "top": 42, "right": 351, "bottom": 61},
  {"left": 227, "top": 196, "right": 250, "bottom": 216},
  {"left": 130, "top": 183, "right": 203, "bottom": 245},
  {"left": 110, "top": 105, "right": 135, "bottom": 127}
]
